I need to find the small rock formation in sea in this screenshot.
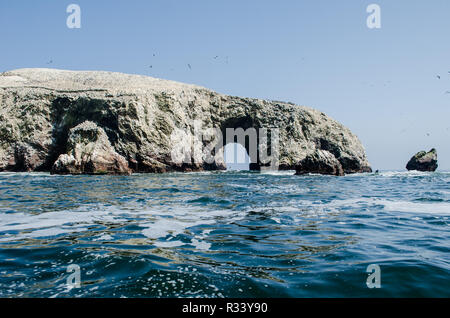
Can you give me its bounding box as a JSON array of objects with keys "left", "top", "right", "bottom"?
[
  {"left": 406, "top": 149, "right": 438, "bottom": 172},
  {"left": 51, "top": 121, "right": 131, "bottom": 175},
  {"left": 0, "top": 68, "right": 372, "bottom": 175},
  {"left": 295, "top": 149, "right": 344, "bottom": 176}
]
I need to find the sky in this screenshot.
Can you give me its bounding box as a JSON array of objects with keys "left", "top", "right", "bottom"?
[{"left": 0, "top": 0, "right": 449, "bottom": 170}]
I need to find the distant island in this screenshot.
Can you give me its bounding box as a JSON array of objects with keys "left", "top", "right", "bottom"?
[
  {"left": 406, "top": 149, "right": 438, "bottom": 172},
  {"left": 0, "top": 68, "right": 372, "bottom": 176}
]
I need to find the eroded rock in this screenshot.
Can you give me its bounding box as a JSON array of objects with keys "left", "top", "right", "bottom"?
[
  {"left": 295, "top": 149, "right": 344, "bottom": 176},
  {"left": 406, "top": 149, "right": 438, "bottom": 172},
  {"left": 51, "top": 121, "right": 131, "bottom": 175}
]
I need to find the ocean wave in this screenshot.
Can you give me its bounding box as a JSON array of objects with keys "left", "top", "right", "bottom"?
[
  {"left": 379, "top": 199, "right": 450, "bottom": 215},
  {"left": 0, "top": 203, "right": 247, "bottom": 251},
  {"left": 1, "top": 171, "right": 449, "bottom": 297},
  {"left": 263, "top": 197, "right": 450, "bottom": 217},
  {"left": 377, "top": 170, "right": 450, "bottom": 177},
  {"left": 258, "top": 170, "right": 296, "bottom": 176},
  {"left": 1, "top": 195, "right": 448, "bottom": 245}
]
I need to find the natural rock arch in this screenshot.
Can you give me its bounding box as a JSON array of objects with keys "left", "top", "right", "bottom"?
[
  {"left": 0, "top": 68, "right": 372, "bottom": 175},
  {"left": 220, "top": 116, "right": 260, "bottom": 171}
]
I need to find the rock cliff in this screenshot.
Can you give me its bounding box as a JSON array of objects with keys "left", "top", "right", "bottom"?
[
  {"left": 406, "top": 149, "right": 438, "bottom": 172},
  {"left": 0, "top": 68, "right": 372, "bottom": 175}
]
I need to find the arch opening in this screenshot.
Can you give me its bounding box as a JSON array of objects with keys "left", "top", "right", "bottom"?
[
  {"left": 220, "top": 116, "right": 261, "bottom": 171},
  {"left": 224, "top": 142, "right": 251, "bottom": 171}
]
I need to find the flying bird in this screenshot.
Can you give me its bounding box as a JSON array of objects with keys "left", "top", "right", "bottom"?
[
  {"left": 437, "top": 75, "right": 441, "bottom": 79},
  {"left": 187, "top": 64, "right": 192, "bottom": 70}
]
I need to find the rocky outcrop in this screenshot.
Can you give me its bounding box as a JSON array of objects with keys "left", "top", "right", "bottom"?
[
  {"left": 295, "top": 149, "right": 344, "bottom": 176},
  {"left": 51, "top": 121, "right": 131, "bottom": 175},
  {"left": 0, "top": 68, "right": 372, "bottom": 175},
  {"left": 406, "top": 149, "right": 438, "bottom": 172}
]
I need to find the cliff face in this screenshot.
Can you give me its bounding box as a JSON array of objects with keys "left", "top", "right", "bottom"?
[{"left": 0, "top": 68, "right": 371, "bottom": 175}]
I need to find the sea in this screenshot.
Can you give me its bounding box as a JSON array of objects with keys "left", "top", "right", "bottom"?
[{"left": 0, "top": 170, "right": 449, "bottom": 297}]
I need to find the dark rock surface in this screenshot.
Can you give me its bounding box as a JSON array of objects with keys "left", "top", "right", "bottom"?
[
  {"left": 406, "top": 149, "right": 438, "bottom": 172},
  {"left": 295, "top": 149, "right": 345, "bottom": 176}
]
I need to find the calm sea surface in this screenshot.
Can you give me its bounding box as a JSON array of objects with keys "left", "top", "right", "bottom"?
[{"left": 0, "top": 170, "right": 449, "bottom": 297}]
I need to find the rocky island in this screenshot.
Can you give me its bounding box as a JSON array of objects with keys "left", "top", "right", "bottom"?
[
  {"left": 0, "top": 68, "right": 372, "bottom": 175},
  {"left": 406, "top": 149, "right": 438, "bottom": 172}
]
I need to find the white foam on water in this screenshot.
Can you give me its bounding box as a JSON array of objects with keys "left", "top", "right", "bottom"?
[
  {"left": 0, "top": 203, "right": 246, "bottom": 251},
  {"left": 377, "top": 170, "right": 450, "bottom": 177},
  {"left": 262, "top": 184, "right": 311, "bottom": 195},
  {"left": 379, "top": 199, "right": 450, "bottom": 215},
  {"left": 141, "top": 219, "right": 195, "bottom": 239},
  {"left": 342, "top": 170, "right": 450, "bottom": 178},
  {"left": 272, "top": 217, "right": 281, "bottom": 223},
  {"left": 93, "top": 233, "right": 113, "bottom": 241},
  {"left": 153, "top": 240, "right": 185, "bottom": 248},
  {"left": 317, "top": 198, "right": 450, "bottom": 215},
  {"left": 191, "top": 238, "right": 211, "bottom": 251},
  {"left": 140, "top": 207, "right": 246, "bottom": 250},
  {"left": 381, "top": 171, "right": 428, "bottom": 177},
  {"left": 0, "top": 204, "right": 144, "bottom": 242},
  {"left": 259, "top": 170, "right": 296, "bottom": 176},
  {"left": 265, "top": 196, "right": 450, "bottom": 219},
  {"left": 0, "top": 172, "right": 50, "bottom": 177},
  {"left": 1, "top": 178, "right": 449, "bottom": 249}
]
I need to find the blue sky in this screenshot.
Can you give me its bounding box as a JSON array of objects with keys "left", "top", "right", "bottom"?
[{"left": 1, "top": 1, "right": 449, "bottom": 170}]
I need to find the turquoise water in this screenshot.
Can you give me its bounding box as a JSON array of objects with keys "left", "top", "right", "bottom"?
[{"left": 0, "top": 171, "right": 449, "bottom": 297}]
